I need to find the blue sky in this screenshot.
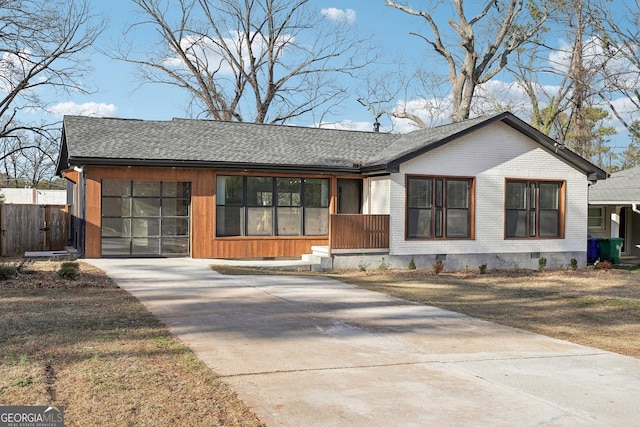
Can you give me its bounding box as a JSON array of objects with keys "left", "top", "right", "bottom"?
[
  {"left": 39, "top": 0, "right": 636, "bottom": 150},
  {"left": 46, "top": 0, "right": 428, "bottom": 128}
]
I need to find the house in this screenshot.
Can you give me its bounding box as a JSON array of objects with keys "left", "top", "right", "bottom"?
[
  {"left": 588, "top": 166, "right": 640, "bottom": 258},
  {"left": 56, "top": 111, "right": 606, "bottom": 269}
]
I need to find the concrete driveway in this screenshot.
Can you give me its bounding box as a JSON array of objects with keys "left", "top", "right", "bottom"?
[{"left": 87, "top": 258, "right": 640, "bottom": 426}]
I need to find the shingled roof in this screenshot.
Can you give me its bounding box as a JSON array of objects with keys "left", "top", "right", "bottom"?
[
  {"left": 57, "top": 111, "right": 607, "bottom": 179},
  {"left": 589, "top": 166, "right": 640, "bottom": 204}
]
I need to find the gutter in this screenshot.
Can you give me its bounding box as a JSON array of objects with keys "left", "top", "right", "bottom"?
[{"left": 67, "top": 157, "right": 363, "bottom": 175}]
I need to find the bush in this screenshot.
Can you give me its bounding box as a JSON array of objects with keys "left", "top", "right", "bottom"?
[
  {"left": 479, "top": 264, "right": 487, "bottom": 274},
  {"left": 378, "top": 257, "right": 390, "bottom": 270},
  {"left": 408, "top": 258, "right": 416, "bottom": 270},
  {"left": 570, "top": 258, "right": 578, "bottom": 271},
  {"left": 358, "top": 258, "right": 369, "bottom": 272},
  {"left": 0, "top": 263, "right": 18, "bottom": 280},
  {"left": 538, "top": 257, "right": 547, "bottom": 272},
  {"left": 57, "top": 261, "right": 80, "bottom": 280},
  {"left": 433, "top": 260, "right": 444, "bottom": 275}
]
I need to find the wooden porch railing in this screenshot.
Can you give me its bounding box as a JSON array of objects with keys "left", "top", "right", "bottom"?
[{"left": 329, "top": 214, "right": 390, "bottom": 252}]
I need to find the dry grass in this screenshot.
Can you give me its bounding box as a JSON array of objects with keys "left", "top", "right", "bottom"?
[
  {"left": 212, "top": 264, "right": 640, "bottom": 359},
  {"left": 0, "top": 259, "right": 263, "bottom": 427}
]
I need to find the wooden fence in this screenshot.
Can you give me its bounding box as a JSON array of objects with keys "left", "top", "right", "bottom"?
[
  {"left": 0, "top": 205, "right": 69, "bottom": 256},
  {"left": 330, "top": 214, "right": 390, "bottom": 251}
]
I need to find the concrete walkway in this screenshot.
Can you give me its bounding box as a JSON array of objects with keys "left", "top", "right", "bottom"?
[{"left": 87, "top": 258, "right": 640, "bottom": 426}]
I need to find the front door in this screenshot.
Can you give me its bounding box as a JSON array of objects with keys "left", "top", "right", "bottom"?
[
  {"left": 337, "top": 179, "right": 362, "bottom": 214},
  {"left": 101, "top": 180, "right": 191, "bottom": 257}
]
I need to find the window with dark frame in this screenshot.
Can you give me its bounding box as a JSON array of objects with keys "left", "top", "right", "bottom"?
[
  {"left": 216, "top": 175, "right": 329, "bottom": 237},
  {"left": 406, "top": 176, "right": 473, "bottom": 239},
  {"left": 505, "top": 180, "right": 563, "bottom": 238}
]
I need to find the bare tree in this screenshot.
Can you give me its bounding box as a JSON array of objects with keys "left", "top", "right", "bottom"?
[
  {"left": 0, "top": 0, "right": 104, "bottom": 184},
  {"left": 0, "top": 0, "right": 103, "bottom": 138},
  {"left": 116, "top": 0, "right": 374, "bottom": 124},
  {"left": 385, "top": 0, "right": 550, "bottom": 123},
  {"left": 593, "top": 0, "right": 640, "bottom": 134}
]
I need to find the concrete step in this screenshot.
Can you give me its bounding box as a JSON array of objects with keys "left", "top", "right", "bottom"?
[
  {"left": 301, "top": 253, "right": 333, "bottom": 271},
  {"left": 311, "top": 245, "right": 330, "bottom": 256}
]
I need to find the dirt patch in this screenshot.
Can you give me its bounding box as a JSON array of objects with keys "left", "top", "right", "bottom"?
[
  {"left": 212, "top": 264, "right": 640, "bottom": 359},
  {"left": 1, "top": 259, "right": 263, "bottom": 427}
]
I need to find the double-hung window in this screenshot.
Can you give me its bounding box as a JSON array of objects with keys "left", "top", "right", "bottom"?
[
  {"left": 406, "top": 176, "right": 474, "bottom": 239},
  {"left": 588, "top": 206, "right": 605, "bottom": 230},
  {"left": 505, "top": 180, "right": 564, "bottom": 238},
  {"left": 216, "top": 175, "right": 329, "bottom": 237}
]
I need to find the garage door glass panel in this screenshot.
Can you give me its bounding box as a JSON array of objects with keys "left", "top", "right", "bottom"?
[
  {"left": 102, "top": 238, "right": 131, "bottom": 256},
  {"left": 162, "top": 182, "right": 190, "bottom": 198},
  {"left": 163, "top": 199, "right": 189, "bottom": 216},
  {"left": 102, "top": 218, "right": 131, "bottom": 237},
  {"left": 162, "top": 237, "right": 189, "bottom": 254},
  {"left": 133, "top": 181, "right": 161, "bottom": 197},
  {"left": 103, "top": 180, "right": 131, "bottom": 196},
  {"left": 102, "top": 198, "right": 131, "bottom": 217},
  {"left": 132, "top": 218, "right": 160, "bottom": 237},
  {"left": 132, "top": 198, "right": 161, "bottom": 217},
  {"left": 132, "top": 238, "right": 160, "bottom": 255},
  {"left": 162, "top": 218, "right": 189, "bottom": 236}
]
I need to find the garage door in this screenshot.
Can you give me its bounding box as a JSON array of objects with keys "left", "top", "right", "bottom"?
[{"left": 101, "top": 180, "right": 190, "bottom": 257}]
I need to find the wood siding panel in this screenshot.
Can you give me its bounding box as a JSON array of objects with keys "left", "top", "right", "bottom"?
[
  {"left": 330, "top": 214, "right": 390, "bottom": 250},
  {"left": 191, "top": 170, "right": 215, "bottom": 258},
  {"left": 212, "top": 238, "right": 327, "bottom": 259}
]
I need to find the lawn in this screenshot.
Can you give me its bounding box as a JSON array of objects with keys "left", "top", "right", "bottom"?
[
  {"left": 211, "top": 264, "right": 640, "bottom": 359},
  {"left": 0, "top": 259, "right": 263, "bottom": 427}
]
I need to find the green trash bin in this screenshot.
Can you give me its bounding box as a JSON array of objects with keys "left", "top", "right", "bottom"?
[{"left": 599, "top": 238, "right": 624, "bottom": 264}]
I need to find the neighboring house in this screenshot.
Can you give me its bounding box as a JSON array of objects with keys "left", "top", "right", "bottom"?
[
  {"left": 0, "top": 188, "right": 67, "bottom": 205},
  {"left": 588, "top": 166, "right": 640, "bottom": 258},
  {"left": 56, "top": 112, "right": 606, "bottom": 269}
]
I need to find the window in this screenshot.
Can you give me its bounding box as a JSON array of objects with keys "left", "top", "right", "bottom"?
[
  {"left": 588, "top": 206, "right": 605, "bottom": 229},
  {"left": 216, "top": 175, "right": 329, "bottom": 237},
  {"left": 406, "top": 176, "right": 473, "bottom": 239},
  {"left": 505, "top": 180, "right": 564, "bottom": 238}
]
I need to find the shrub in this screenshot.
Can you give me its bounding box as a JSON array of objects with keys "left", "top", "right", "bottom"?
[
  {"left": 408, "top": 258, "right": 416, "bottom": 270},
  {"left": 538, "top": 257, "right": 547, "bottom": 272},
  {"left": 57, "top": 261, "right": 80, "bottom": 280},
  {"left": 0, "top": 263, "right": 18, "bottom": 280},
  {"left": 570, "top": 258, "right": 578, "bottom": 271},
  {"left": 479, "top": 264, "right": 488, "bottom": 274},
  {"left": 378, "top": 257, "right": 390, "bottom": 270},
  {"left": 358, "top": 258, "right": 369, "bottom": 272},
  {"left": 433, "top": 260, "right": 444, "bottom": 275}
]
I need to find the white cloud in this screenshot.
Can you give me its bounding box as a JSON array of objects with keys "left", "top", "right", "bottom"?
[
  {"left": 321, "top": 8, "right": 356, "bottom": 24},
  {"left": 0, "top": 49, "right": 31, "bottom": 93},
  {"left": 49, "top": 101, "right": 118, "bottom": 117},
  {"left": 316, "top": 120, "right": 377, "bottom": 132}
]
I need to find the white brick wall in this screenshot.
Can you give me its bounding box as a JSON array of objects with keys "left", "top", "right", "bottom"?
[
  {"left": 378, "top": 122, "right": 589, "bottom": 256},
  {"left": 368, "top": 177, "right": 390, "bottom": 214}
]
